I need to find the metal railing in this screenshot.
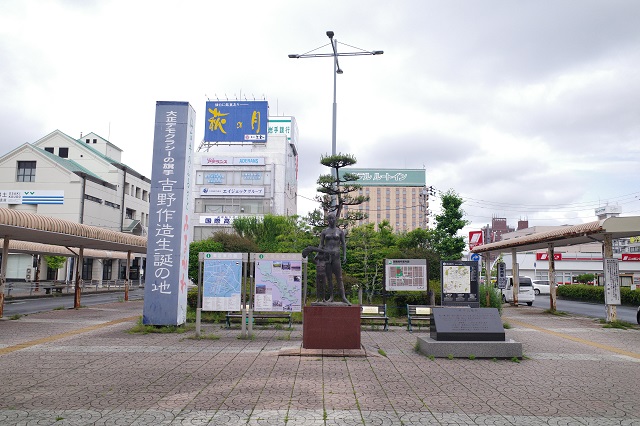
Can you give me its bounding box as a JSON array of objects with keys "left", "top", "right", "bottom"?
[{"left": 3, "top": 279, "right": 144, "bottom": 297}]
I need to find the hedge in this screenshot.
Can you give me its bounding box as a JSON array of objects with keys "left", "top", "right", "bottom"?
[{"left": 557, "top": 284, "right": 640, "bottom": 306}]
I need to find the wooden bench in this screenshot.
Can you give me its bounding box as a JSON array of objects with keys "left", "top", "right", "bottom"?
[
  {"left": 406, "top": 304, "right": 432, "bottom": 332},
  {"left": 226, "top": 311, "right": 293, "bottom": 328},
  {"left": 360, "top": 304, "right": 388, "bottom": 331}
]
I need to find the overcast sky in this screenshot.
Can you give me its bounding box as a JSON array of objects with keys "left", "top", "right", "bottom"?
[{"left": 2, "top": 0, "right": 639, "bottom": 237}]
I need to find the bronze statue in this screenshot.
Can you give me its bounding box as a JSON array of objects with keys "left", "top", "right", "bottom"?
[{"left": 302, "top": 212, "right": 351, "bottom": 305}]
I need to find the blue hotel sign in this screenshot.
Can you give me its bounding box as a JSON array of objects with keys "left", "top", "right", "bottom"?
[{"left": 204, "top": 101, "right": 268, "bottom": 143}]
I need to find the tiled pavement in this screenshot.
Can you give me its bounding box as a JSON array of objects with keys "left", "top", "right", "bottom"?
[{"left": 1, "top": 301, "right": 639, "bottom": 425}]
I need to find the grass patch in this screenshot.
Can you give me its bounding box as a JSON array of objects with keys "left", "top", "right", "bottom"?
[
  {"left": 447, "top": 354, "right": 454, "bottom": 360},
  {"left": 189, "top": 333, "right": 220, "bottom": 340},
  {"left": 127, "top": 317, "right": 192, "bottom": 334},
  {"left": 53, "top": 306, "right": 66, "bottom": 311},
  {"left": 543, "top": 309, "right": 569, "bottom": 316},
  {"left": 468, "top": 355, "right": 476, "bottom": 360},
  {"left": 9, "top": 314, "right": 22, "bottom": 320},
  {"left": 503, "top": 322, "right": 511, "bottom": 329},
  {"left": 428, "top": 355, "right": 435, "bottom": 361},
  {"left": 600, "top": 319, "right": 636, "bottom": 330},
  {"left": 377, "top": 348, "right": 387, "bottom": 357},
  {"left": 511, "top": 356, "right": 521, "bottom": 363},
  {"left": 277, "top": 332, "right": 292, "bottom": 341},
  {"left": 237, "top": 333, "right": 256, "bottom": 340}
]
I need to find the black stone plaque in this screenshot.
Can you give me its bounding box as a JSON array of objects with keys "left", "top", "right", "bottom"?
[{"left": 430, "top": 307, "right": 505, "bottom": 341}]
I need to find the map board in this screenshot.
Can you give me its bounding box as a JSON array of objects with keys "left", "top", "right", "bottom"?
[
  {"left": 385, "top": 259, "right": 427, "bottom": 291},
  {"left": 253, "top": 253, "right": 302, "bottom": 312},
  {"left": 200, "top": 252, "right": 244, "bottom": 311},
  {"left": 441, "top": 260, "right": 480, "bottom": 307}
]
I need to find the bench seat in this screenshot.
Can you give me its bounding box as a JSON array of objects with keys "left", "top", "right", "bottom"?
[
  {"left": 406, "top": 304, "right": 432, "bottom": 332},
  {"left": 360, "top": 304, "right": 388, "bottom": 331}
]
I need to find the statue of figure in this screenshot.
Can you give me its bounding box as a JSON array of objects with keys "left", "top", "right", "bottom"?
[
  {"left": 305, "top": 249, "right": 329, "bottom": 302},
  {"left": 302, "top": 212, "right": 351, "bottom": 305}
]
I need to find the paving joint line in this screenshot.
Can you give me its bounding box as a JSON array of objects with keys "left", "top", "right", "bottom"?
[
  {"left": 507, "top": 318, "right": 640, "bottom": 359},
  {"left": 0, "top": 315, "right": 140, "bottom": 356}
]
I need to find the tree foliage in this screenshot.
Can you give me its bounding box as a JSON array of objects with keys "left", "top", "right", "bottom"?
[
  {"left": 44, "top": 255, "right": 67, "bottom": 270},
  {"left": 430, "top": 189, "right": 468, "bottom": 260},
  {"left": 314, "top": 153, "right": 369, "bottom": 226}
]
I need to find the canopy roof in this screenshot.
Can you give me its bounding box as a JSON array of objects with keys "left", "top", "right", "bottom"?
[
  {"left": 471, "top": 216, "right": 640, "bottom": 254},
  {"left": 0, "top": 208, "right": 147, "bottom": 254}
]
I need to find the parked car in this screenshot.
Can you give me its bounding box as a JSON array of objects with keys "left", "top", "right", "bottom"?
[
  {"left": 532, "top": 279, "right": 550, "bottom": 295},
  {"left": 501, "top": 276, "right": 535, "bottom": 306}
]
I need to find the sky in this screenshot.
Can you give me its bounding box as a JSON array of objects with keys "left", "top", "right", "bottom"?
[{"left": 1, "top": 0, "right": 639, "bottom": 239}]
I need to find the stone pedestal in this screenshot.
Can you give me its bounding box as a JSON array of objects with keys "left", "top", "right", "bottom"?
[{"left": 303, "top": 305, "right": 361, "bottom": 349}]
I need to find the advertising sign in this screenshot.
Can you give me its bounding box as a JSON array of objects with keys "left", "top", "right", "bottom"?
[
  {"left": 201, "top": 156, "right": 265, "bottom": 166},
  {"left": 440, "top": 260, "right": 480, "bottom": 307},
  {"left": 536, "top": 253, "right": 563, "bottom": 261},
  {"left": 385, "top": 259, "right": 427, "bottom": 291},
  {"left": 204, "top": 101, "right": 268, "bottom": 143},
  {"left": 338, "top": 168, "right": 425, "bottom": 187},
  {"left": 253, "top": 253, "right": 302, "bottom": 312},
  {"left": 143, "top": 101, "right": 195, "bottom": 326},
  {"left": 200, "top": 187, "right": 264, "bottom": 196},
  {"left": 199, "top": 215, "right": 238, "bottom": 226},
  {"left": 200, "top": 252, "right": 244, "bottom": 311},
  {"left": 0, "top": 190, "right": 64, "bottom": 205},
  {"left": 468, "top": 231, "right": 483, "bottom": 250}
]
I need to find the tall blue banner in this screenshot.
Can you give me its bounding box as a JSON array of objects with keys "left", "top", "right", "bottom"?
[
  {"left": 143, "top": 101, "right": 195, "bottom": 325},
  {"left": 204, "top": 101, "right": 268, "bottom": 143}
]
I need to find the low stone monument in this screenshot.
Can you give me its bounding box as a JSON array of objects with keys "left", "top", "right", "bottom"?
[{"left": 416, "top": 307, "right": 522, "bottom": 358}]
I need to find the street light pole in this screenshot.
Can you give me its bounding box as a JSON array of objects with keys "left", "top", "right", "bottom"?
[
  {"left": 289, "top": 31, "right": 382, "bottom": 212},
  {"left": 289, "top": 30, "right": 382, "bottom": 159}
]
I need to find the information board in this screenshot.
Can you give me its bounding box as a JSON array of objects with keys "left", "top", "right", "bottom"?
[
  {"left": 385, "top": 259, "right": 427, "bottom": 291},
  {"left": 604, "top": 258, "right": 621, "bottom": 305},
  {"left": 253, "top": 253, "right": 302, "bottom": 312},
  {"left": 440, "top": 260, "right": 480, "bottom": 307},
  {"left": 201, "top": 252, "right": 244, "bottom": 311}
]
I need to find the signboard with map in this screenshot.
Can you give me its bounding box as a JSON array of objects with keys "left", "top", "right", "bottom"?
[
  {"left": 200, "top": 252, "right": 245, "bottom": 311},
  {"left": 385, "top": 259, "right": 427, "bottom": 291},
  {"left": 253, "top": 253, "right": 302, "bottom": 312},
  {"left": 441, "top": 260, "right": 480, "bottom": 307}
]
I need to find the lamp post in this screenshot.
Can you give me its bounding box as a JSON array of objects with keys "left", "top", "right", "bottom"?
[
  {"left": 289, "top": 31, "right": 383, "bottom": 210},
  {"left": 289, "top": 31, "right": 383, "bottom": 159}
]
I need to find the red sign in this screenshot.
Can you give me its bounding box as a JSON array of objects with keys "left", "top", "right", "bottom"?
[
  {"left": 621, "top": 253, "right": 640, "bottom": 261},
  {"left": 536, "top": 253, "right": 563, "bottom": 261},
  {"left": 468, "top": 231, "right": 484, "bottom": 249}
]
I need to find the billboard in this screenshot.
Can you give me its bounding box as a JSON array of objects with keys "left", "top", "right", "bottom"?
[
  {"left": 338, "top": 168, "right": 425, "bottom": 187},
  {"left": 204, "top": 101, "right": 268, "bottom": 142},
  {"left": 143, "top": 101, "right": 195, "bottom": 326}
]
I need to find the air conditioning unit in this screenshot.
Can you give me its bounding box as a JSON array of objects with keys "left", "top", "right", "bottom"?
[{"left": 26, "top": 267, "right": 33, "bottom": 282}]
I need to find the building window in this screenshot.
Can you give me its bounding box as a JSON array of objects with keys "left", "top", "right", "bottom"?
[
  {"left": 82, "top": 258, "right": 94, "bottom": 281},
  {"left": 58, "top": 147, "right": 69, "bottom": 158},
  {"left": 103, "top": 259, "right": 113, "bottom": 280},
  {"left": 105, "top": 201, "right": 120, "bottom": 209},
  {"left": 86, "top": 139, "right": 91, "bottom": 144},
  {"left": 93, "top": 139, "right": 97, "bottom": 144},
  {"left": 44, "top": 147, "right": 54, "bottom": 153},
  {"left": 17, "top": 161, "right": 36, "bottom": 182},
  {"left": 125, "top": 208, "right": 135, "bottom": 219},
  {"left": 84, "top": 194, "right": 103, "bottom": 204}
]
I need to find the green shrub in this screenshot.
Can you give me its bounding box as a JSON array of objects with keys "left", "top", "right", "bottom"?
[
  {"left": 557, "top": 284, "right": 640, "bottom": 306},
  {"left": 479, "top": 284, "right": 503, "bottom": 315},
  {"left": 187, "top": 287, "right": 199, "bottom": 309}
]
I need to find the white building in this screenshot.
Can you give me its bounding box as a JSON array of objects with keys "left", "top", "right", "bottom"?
[
  {"left": 191, "top": 116, "right": 298, "bottom": 241},
  {"left": 0, "top": 130, "right": 150, "bottom": 282}
]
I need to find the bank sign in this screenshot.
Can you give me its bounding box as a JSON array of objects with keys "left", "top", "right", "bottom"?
[
  {"left": 204, "top": 101, "right": 268, "bottom": 143},
  {"left": 338, "top": 168, "right": 425, "bottom": 187}
]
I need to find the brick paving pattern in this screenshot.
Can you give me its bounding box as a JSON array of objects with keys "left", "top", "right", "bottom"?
[{"left": 1, "top": 301, "right": 639, "bottom": 425}]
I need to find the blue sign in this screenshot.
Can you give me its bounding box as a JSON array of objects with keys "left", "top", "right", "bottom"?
[
  {"left": 204, "top": 101, "right": 268, "bottom": 143},
  {"left": 470, "top": 253, "right": 480, "bottom": 261}
]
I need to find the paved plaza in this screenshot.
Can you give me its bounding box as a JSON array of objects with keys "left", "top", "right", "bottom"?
[{"left": 1, "top": 300, "right": 639, "bottom": 425}]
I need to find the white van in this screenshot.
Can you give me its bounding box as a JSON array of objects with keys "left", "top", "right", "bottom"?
[{"left": 501, "top": 276, "right": 535, "bottom": 306}]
